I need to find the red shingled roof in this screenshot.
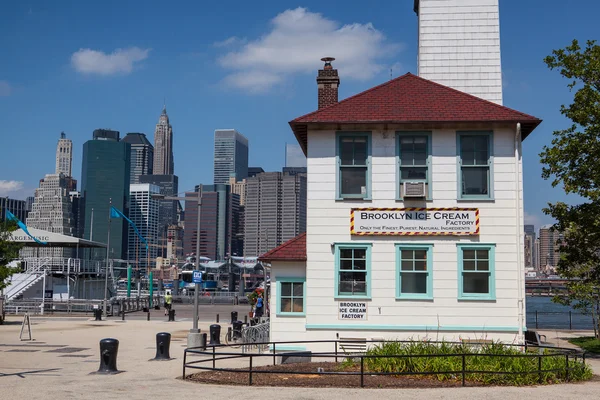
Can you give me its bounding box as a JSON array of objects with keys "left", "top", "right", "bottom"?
[
  {"left": 289, "top": 72, "right": 541, "bottom": 154},
  {"left": 258, "top": 233, "right": 306, "bottom": 263}
]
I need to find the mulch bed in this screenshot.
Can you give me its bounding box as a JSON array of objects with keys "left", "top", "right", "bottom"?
[{"left": 185, "top": 361, "right": 481, "bottom": 388}]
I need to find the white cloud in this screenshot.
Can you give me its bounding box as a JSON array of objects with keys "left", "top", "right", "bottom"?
[
  {"left": 0, "top": 180, "right": 24, "bottom": 196},
  {"left": 214, "top": 36, "right": 247, "bottom": 47},
  {"left": 71, "top": 47, "right": 150, "bottom": 76},
  {"left": 0, "top": 81, "right": 11, "bottom": 96},
  {"left": 217, "top": 7, "right": 402, "bottom": 92}
]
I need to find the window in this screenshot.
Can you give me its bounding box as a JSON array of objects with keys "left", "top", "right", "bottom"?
[
  {"left": 458, "top": 132, "right": 493, "bottom": 199},
  {"left": 397, "top": 132, "right": 431, "bottom": 199},
  {"left": 337, "top": 133, "right": 371, "bottom": 199},
  {"left": 335, "top": 243, "right": 371, "bottom": 298},
  {"left": 457, "top": 244, "right": 496, "bottom": 300},
  {"left": 396, "top": 244, "right": 433, "bottom": 299},
  {"left": 277, "top": 278, "right": 305, "bottom": 316}
]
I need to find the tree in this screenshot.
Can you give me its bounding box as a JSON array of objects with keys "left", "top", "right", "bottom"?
[
  {"left": 0, "top": 219, "right": 22, "bottom": 292},
  {"left": 540, "top": 39, "right": 600, "bottom": 336}
]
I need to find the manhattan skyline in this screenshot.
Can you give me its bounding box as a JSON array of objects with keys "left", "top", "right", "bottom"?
[{"left": 1, "top": 0, "right": 598, "bottom": 228}]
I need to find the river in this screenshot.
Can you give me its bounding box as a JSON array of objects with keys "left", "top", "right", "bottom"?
[{"left": 526, "top": 296, "right": 596, "bottom": 330}]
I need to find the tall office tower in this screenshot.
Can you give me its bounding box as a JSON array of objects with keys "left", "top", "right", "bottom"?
[
  {"left": 69, "top": 191, "right": 83, "bottom": 238},
  {"left": 243, "top": 171, "right": 307, "bottom": 257},
  {"left": 23, "top": 173, "right": 76, "bottom": 257},
  {"left": 139, "top": 174, "right": 179, "bottom": 256},
  {"left": 247, "top": 167, "right": 264, "bottom": 178},
  {"left": 55, "top": 132, "right": 73, "bottom": 177},
  {"left": 166, "top": 225, "right": 184, "bottom": 261},
  {"left": 415, "top": 0, "right": 503, "bottom": 104},
  {"left": 0, "top": 197, "right": 27, "bottom": 222},
  {"left": 534, "top": 238, "right": 541, "bottom": 270},
  {"left": 229, "top": 176, "right": 247, "bottom": 206},
  {"left": 539, "top": 225, "right": 563, "bottom": 270},
  {"left": 128, "top": 184, "right": 160, "bottom": 271},
  {"left": 153, "top": 106, "right": 174, "bottom": 175},
  {"left": 81, "top": 129, "right": 131, "bottom": 260},
  {"left": 213, "top": 129, "right": 249, "bottom": 184},
  {"left": 524, "top": 225, "right": 536, "bottom": 270},
  {"left": 285, "top": 143, "right": 307, "bottom": 168},
  {"left": 122, "top": 133, "right": 154, "bottom": 184},
  {"left": 183, "top": 184, "right": 240, "bottom": 260}
]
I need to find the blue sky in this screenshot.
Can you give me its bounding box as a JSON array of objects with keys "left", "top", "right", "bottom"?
[{"left": 0, "top": 0, "right": 597, "bottom": 231}]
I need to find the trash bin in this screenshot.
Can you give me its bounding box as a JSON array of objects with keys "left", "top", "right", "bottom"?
[
  {"left": 209, "top": 324, "right": 221, "bottom": 345},
  {"left": 231, "top": 311, "right": 238, "bottom": 324},
  {"left": 232, "top": 320, "right": 243, "bottom": 340},
  {"left": 94, "top": 308, "right": 102, "bottom": 321}
]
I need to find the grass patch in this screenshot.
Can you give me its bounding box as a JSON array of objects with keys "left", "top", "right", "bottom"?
[
  {"left": 569, "top": 337, "right": 600, "bottom": 354},
  {"left": 364, "top": 340, "right": 592, "bottom": 385}
]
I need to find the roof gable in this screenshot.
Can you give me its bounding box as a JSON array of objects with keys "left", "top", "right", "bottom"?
[
  {"left": 258, "top": 233, "right": 306, "bottom": 263},
  {"left": 289, "top": 73, "right": 541, "bottom": 154}
]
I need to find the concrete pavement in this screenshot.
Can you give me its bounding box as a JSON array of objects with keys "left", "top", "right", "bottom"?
[{"left": 2, "top": 316, "right": 600, "bottom": 399}]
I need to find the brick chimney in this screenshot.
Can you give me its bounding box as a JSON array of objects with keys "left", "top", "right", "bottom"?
[{"left": 317, "top": 57, "right": 340, "bottom": 109}]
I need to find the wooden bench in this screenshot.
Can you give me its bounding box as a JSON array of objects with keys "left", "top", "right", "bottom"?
[{"left": 338, "top": 337, "right": 368, "bottom": 354}]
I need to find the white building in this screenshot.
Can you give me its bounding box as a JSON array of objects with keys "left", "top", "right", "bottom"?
[
  {"left": 55, "top": 132, "right": 73, "bottom": 177},
  {"left": 128, "top": 184, "right": 160, "bottom": 271},
  {"left": 259, "top": 1, "right": 542, "bottom": 351}
]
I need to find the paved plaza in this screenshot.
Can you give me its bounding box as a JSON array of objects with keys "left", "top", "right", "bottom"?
[{"left": 2, "top": 312, "right": 600, "bottom": 399}]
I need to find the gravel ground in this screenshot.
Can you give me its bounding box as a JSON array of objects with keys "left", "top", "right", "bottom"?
[{"left": 2, "top": 317, "right": 600, "bottom": 400}]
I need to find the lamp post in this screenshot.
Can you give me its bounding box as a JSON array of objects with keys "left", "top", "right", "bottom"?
[{"left": 152, "top": 186, "right": 203, "bottom": 347}]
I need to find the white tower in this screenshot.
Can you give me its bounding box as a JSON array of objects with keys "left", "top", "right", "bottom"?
[
  {"left": 415, "top": 0, "right": 503, "bottom": 104},
  {"left": 55, "top": 132, "right": 73, "bottom": 176}
]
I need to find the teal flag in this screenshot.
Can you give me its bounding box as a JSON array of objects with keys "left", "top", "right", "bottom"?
[
  {"left": 110, "top": 206, "right": 148, "bottom": 249},
  {"left": 5, "top": 210, "right": 47, "bottom": 245}
]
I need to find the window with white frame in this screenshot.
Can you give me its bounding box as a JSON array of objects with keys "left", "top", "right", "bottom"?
[
  {"left": 458, "top": 132, "right": 492, "bottom": 198},
  {"left": 335, "top": 244, "right": 371, "bottom": 297},
  {"left": 396, "top": 244, "right": 433, "bottom": 299},
  {"left": 337, "top": 133, "right": 370, "bottom": 199},
  {"left": 458, "top": 244, "right": 495, "bottom": 300}
]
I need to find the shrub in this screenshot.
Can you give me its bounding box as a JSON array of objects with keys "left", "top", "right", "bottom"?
[{"left": 363, "top": 340, "right": 592, "bottom": 385}]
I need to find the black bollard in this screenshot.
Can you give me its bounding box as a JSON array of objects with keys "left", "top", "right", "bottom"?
[
  {"left": 92, "top": 338, "right": 121, "bottom": 374},
  {"left": 209, "top": 324, "right": 221, "bottom": 345},
  {"left": 231, "top": 311, "right": 238, "bottom": 324},
  {"left": 94, "top": 308, "right": 102, "bottom": 321},
  {"left": 150, "top": 332, "right": 173, "bottom": 361},
  {"left": 216, "top": 314, "right": 219, "bottom": 323},
  {"left": 147, "top": 311, "right": 150, "bottom": 321},
  {"left": 168, "top": 309, "right": 175, "bottom": 322},
  {"left": 121, "top": 310, "right": 125, "bottom": 321},
  {"left": 200, "top": 333, "right": 207, "bottom": 350},
  {"left": 244, "top": 315, "right": 248, "bottom": 324}
]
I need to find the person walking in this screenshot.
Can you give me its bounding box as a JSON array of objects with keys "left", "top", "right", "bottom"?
[
  {"left": 164, "top": 290, "right": 173, "bottom": 316},
  {"left": 254, "top": 292, "right": 264, "bottom": 319}
]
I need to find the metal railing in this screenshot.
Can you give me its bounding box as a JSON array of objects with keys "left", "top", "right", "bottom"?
[
  {"left": 23, "top": 257, "right": 106, "bottom": 275},
  {"left": 183, "top": 340, "right": 587, "bottom": 387},
  {"left": 528, "top": 311, "right": 596, "bottom": 330},
  {"left": 6, "top": 296, "right": 160, "bottom": 316}
]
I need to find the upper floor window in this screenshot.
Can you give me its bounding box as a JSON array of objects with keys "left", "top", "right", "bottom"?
[
  {"left": 457, "top": 132, "right": 493, "bottom": 199},
  {"left": 337, "top": 133, "right": 371, "bottom": 200},
  {"left": 335, "top": 243, "right": 372, "bottom": 298},
  {"left": 397, "top": 132, "right": 431, "bottom": 199}
]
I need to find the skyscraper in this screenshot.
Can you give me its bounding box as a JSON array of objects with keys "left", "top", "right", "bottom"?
[
  {"left": 539, "top": 225, "right": 563, "bottom": 270},
  {"left": 139, "top": 174, "right": 179, "bottom": 255},
  {"left": 213, "top": 129, "right": 249, "bottom": 184},
  {"left": 183, "top": 184, "right": 241, "bottom": 260},
  {"left": 81, "top": 129, "right": 131, "bottom": 260},
  {"left": 243, "top": 171, "right": 307, "bottom": 257},
  {"left": 524, "top": 225, "right": 536, "bottom": 270},
  {"left": 128, "top": 184, "right": 160, "bottom": 271},
  {"left": 122, "top": 133, "right": 154, "bottom": 184},
  {"left": 153, "top": 106, "right": 174, "bottom": 175},
  {"left": 1, "top": 197, "right": 27, "bottom": 222},
  {"left": 24, "top": 173, "right": 76, "bottom": 257},
  {"left": 55, "top": 132, "right": 73, "bottom": 177}
]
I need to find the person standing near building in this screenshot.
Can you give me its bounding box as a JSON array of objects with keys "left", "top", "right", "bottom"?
[
  {"left": 164, "top": 290, "right": 172, "bottom": 316},
  {"left": 254, "top": 292, "right": 264, "bottom": 318}
]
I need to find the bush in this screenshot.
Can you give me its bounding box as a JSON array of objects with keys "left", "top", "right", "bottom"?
[{"left": 364, "top": 340, "right": 592, "bottom": 385}]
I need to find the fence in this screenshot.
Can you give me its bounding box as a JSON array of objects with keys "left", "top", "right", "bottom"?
[
  {"left": 183, "top": 340, "right": 587, "bottom": 387},
  {"left": 528, "top": 311, "right": 596, "bottom": 330},
  {"left": 6, "top": 296, "right": 161, "bottom": 316}
]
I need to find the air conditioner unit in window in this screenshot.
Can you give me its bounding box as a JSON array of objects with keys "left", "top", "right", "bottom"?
[{"left": 403, "top": 182, "right": 426, "bottom": 198}]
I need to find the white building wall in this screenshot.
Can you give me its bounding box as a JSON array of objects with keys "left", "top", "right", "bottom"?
[
  {"left": 270, "top": 262, "right": 308, "bottom": 346},
  {"left": 280, "top": 127, "right": 524, "bottom": 348},
  {"left": 417, "top": 0, "right": 503, "bottom": 104}
]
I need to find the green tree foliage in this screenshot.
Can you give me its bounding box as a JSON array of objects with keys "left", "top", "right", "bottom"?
[
  {"left": 540, "top": 40, "right": 600, "bottom": 336},
  {"left": 0, "top": 219, "right": 22, "bottom": 291}
]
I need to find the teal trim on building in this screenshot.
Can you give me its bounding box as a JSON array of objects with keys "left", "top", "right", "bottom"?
[
  {"left": 396, "top": 131, "right": 432, "bottom": 200},
  {"left": 334, "top": 242, "right": 372, "bottom": 299},
  {"left": 395, "top": 243, "right": 434, "bottom": 300},
  {"left": 457, "top": 243, "right": 496, "bottom": 300},
  {"left": 456, "top": 131, "right": 494, "bottom": 200},
  {"left": 276, "top": 277, "right": 306, "bottom": 317},
  {"left": 305, "top": 324, "right": 524, "bottom": 332},
  {"left": 335, "top": 132, "right": 372, "bottom": 200}
]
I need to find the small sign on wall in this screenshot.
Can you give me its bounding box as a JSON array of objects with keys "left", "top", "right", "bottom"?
[{"left": 338, "top": 301, "right": 368, "bottom": 320}]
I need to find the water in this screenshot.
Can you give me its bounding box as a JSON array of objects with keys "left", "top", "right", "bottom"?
[{"left": 526, "top": 296, "right": 596, "bottom": 330}]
